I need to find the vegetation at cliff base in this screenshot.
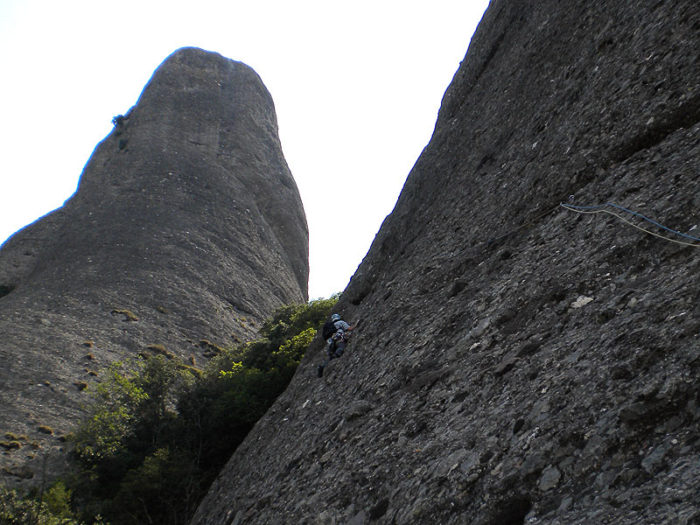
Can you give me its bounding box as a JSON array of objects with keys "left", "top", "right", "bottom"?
[
  {"left": 64, "top": 296, "right": 336, "bottom": 524},
  {"left": 0, "top": 482, "right": 99, "bottom": 525}
]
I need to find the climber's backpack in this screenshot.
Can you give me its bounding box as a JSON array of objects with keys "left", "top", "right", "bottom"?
[{"left": 322, "top": 320, "right": 338, "bottom": 340}]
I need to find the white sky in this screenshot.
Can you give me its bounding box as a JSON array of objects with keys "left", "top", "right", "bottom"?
[{"left": 0, "top": 0, "right": 489, "bottom": 300}]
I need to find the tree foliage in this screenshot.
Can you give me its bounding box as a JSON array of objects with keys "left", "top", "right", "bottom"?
[
  {"left": 0, "top": 482, "right": 100, "bottom": 525},
  {"left": 72, "top": 362, "right": 149, "bottom": 466},
  {"left": 66, "top": 296, "right": 337, "bottom": 524}
]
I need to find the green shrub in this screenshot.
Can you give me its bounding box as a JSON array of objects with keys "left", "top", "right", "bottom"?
[
  {"left": 44, "top": 481, "right": 74, "bottom": 520},
  {"left": 0, "top": 484, "right": 92, "bottom": 525},
  {"left": 71, "top": 361, "right": 148, "bottom": 466},
  {"left": 68, "top": 296, "right": 338, "bottom": 525}
]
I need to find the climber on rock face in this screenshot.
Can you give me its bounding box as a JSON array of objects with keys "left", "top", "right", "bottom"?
[{"left": 317, "top": 313, "right": 358, "bottom": 377}]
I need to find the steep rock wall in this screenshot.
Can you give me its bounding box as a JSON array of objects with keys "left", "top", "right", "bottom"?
[
  {"left": 0, "top": 47, "right": 308, "bottom": 485},
  {"left": 192, "top": 2, "right": 698, "bottom": 524}
]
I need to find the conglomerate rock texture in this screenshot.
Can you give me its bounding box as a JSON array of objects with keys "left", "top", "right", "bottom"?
[
  {"left": 0, "top": 47, "right": 308, "bottom": 485},
  {"left": 192, "top": 1, "right": 699, "bottom": 524}
]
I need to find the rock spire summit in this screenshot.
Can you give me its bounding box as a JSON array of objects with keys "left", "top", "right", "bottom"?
[{"left": 0, "top": 47, "right": 309, "bottom": 484}]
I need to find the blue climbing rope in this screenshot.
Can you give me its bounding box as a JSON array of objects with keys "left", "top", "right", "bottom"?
[{"left": 561, "top": 202, "right": 700, "bottom": 244}]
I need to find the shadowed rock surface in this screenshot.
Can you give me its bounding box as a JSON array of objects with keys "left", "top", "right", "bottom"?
[
  {"left": 0, "top": 47, "right": 308, "bottom": 485},
  {"left": 192, "top": 1, "right": 698, "bottom": 524}
]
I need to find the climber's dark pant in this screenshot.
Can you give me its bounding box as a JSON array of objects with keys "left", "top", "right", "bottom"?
[{"left": 327, "top": 341, "right": 346, "bottom": 359}]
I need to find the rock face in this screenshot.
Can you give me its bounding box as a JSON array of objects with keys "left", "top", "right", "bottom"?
[
  {"left": 0, "top": 47, "right": 308, "bottom": 485},
  {"left": 192, "top": 2, "right": 699, "bottom": 524}
]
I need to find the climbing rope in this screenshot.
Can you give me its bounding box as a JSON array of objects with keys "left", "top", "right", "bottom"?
[{"left": 560, "top": 201, "right": 700, "bottom": 248}]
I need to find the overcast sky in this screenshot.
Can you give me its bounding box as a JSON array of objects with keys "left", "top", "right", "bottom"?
[{"left": 0, "top": 0, "right": 489, "bottom": 299}]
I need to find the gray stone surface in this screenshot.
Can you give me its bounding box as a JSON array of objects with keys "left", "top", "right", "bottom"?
[
  {"left": 0, "top": 47, "right": 308, "bottom": 485},
  {"left": 191, "top": 1, "right": 699, "bottom": 524}
]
